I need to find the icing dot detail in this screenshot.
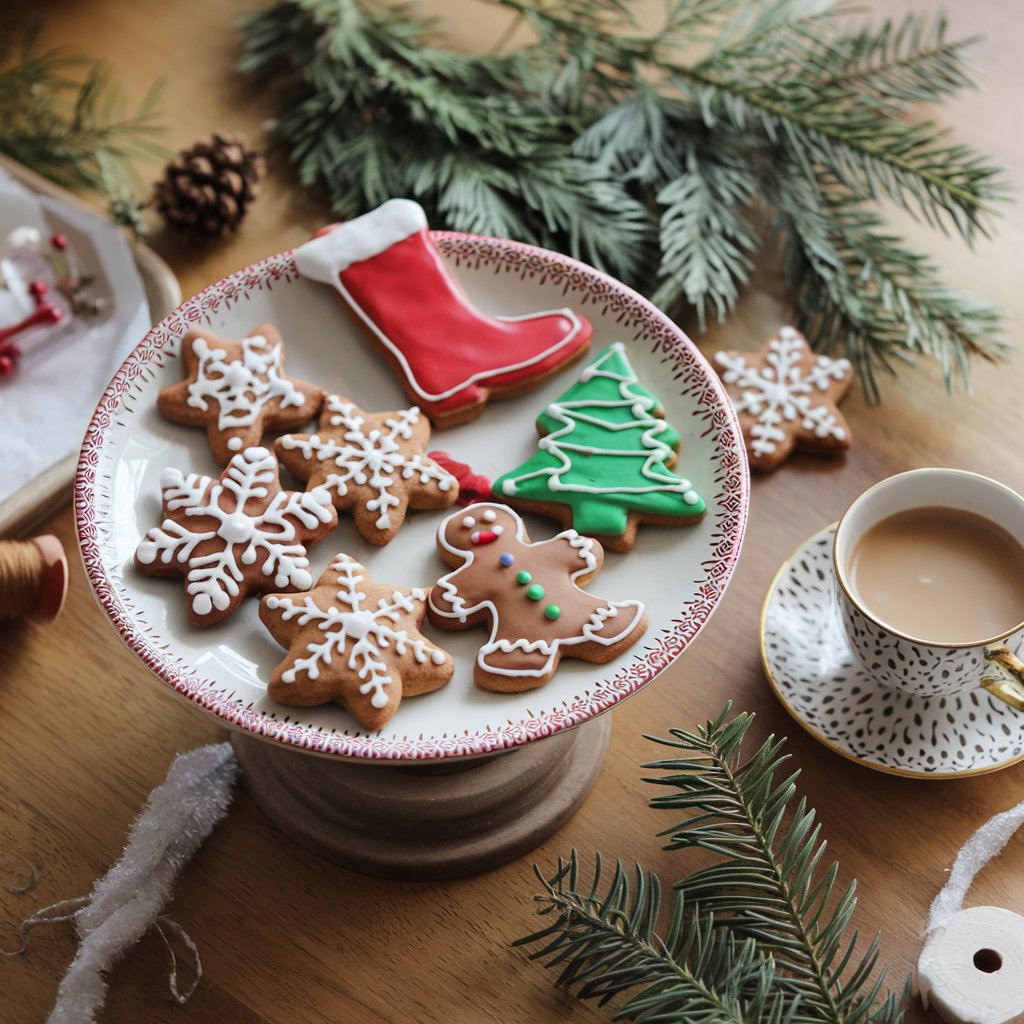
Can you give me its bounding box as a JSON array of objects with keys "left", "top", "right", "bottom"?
[
  {"left": 545, "top": 604, "right": 561, "bottom": 620},
  {"left": 482, "top": 509, "right": 497, "bottom": 522},
  {"left": 527, "top": 583, "right": 545, "bottom": 601},
  {"left": 499, "top": 553, "right": 515, "bottom": 567},
  {"left": 462, "top": 516, "right": 476, "bottom": 528},
  {"left": 516, "top": 570, "right": 532, "bottom": 585},
  {"left": 227, "top": 436, "right": 243, "bottom": 451}
]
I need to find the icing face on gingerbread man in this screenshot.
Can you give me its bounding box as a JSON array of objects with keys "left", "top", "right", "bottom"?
[{"left": 428, "top": 503, "right": 647, "bottom": 692}]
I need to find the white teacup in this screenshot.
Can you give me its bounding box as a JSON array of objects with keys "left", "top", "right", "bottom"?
[{"left": 833, "top": 469, "right": 1024, "bottom": 706}]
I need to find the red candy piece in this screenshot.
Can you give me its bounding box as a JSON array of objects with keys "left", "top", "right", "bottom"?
[{"left": 428, "top": 451, "right": 493, "bottom": 506}]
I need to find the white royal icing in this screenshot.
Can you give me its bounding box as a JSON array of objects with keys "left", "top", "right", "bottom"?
[
  {"left": 186, "top": 334, "right": 305, "bottom": 433},
  {"left": 279, "top": 397, "right": 455, "bottom": 531},
  {"left": 136, "top": 448, "right": 334, "bottom": 616},
  {"left": 294, "top": 199, "right": 428, "bottom": 276},
  {"left": 265, "top": 555, "right": 444, "bottom": 710},
  {"left": 715, "top": 327, "right": 851, "bottom": 458}
]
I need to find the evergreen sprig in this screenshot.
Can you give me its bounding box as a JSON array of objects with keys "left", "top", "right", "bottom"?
[
  {"left": 0, "top": 25, "right": 164, "bottom": 232},
  {"left": 238, "top": 0, "right": 1010, "bottom": 396},
  {"left": 517, "top": 705, "right": 910, "bottom": 1024}
]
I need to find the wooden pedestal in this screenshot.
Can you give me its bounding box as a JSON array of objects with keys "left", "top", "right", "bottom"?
[{"left": 230, "top": 714, "right": 612, "bottom": 880}]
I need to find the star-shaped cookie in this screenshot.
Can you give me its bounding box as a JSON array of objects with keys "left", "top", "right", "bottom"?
[
  {"left": 260, "top": 554, "right": 455, "bottom": 730},
  {"left": 134, "top": 446, "right": 337, "bottom": 627},
  {"left": 275, "top": 396, "right": 459, "bottom": 545},
  {"left": 714, "top": 326, "right": 853, "bottom": 472},
  {"left": 158, "top": 324, "right": 323, "bottom": 464}
]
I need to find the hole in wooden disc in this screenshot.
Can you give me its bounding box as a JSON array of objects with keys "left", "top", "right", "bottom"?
[{"left": 974, "top": 948, "right": 1003, "bottom": 973}]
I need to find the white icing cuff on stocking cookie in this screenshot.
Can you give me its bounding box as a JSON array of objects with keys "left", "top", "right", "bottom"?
[{"left": 294, "top": 198, "right": 428, "bottom": 278}]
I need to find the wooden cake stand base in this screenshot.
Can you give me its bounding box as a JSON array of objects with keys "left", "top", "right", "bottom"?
[{"left": 231, "top": 714, "right": 611, "bottom": 880}]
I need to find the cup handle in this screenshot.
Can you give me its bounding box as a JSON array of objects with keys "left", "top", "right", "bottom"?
[{"left": 982, "top": 646, "right": 1024, "bottom": 711}]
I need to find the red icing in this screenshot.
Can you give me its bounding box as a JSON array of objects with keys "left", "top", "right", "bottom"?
[
  {"left": 428, "top": 451, "right": 492, "bottom": 506},
  {"left": 471, "top": 529, "right": 499, "bottom": 545},
  {"left": 317, "top": 224, "right": 592, "bottom": 421}
]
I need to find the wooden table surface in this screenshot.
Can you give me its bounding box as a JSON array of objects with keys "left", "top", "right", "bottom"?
[{"left": 3, "top": 1, "right": 1023, "bottom": 1022}]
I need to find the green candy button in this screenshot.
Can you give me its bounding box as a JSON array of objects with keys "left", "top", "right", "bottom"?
[
  {"left": 527, "top": 583, "right": 545, "bottom": 601},
  {"left": 544, "top": 604, "right": 561, "bottom": 620},
  {"left": 516, "top": 570, "right": 532, "bottom": 585}
]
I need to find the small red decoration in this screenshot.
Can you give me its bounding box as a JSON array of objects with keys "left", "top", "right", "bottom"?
[
  {"left": 50, "top": 232, "right": 68, "bottom": 252},
  {"left": 428, "top": 451, "right": 492, "bottom": 506}
]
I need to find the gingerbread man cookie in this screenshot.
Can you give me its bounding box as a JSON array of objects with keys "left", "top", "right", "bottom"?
[
  {"left": 714, "top": 326, "right": 853, "bottom": 472},
  {"left": 427, "top": 503, "right": 647, "bottom": 692},
  {"left": 135, "top": 446, "right": 337, "bottom": 627},
  {"left": 261, "top": 554, "right": 454, "bottom": 731},
  {"left": 158, "top": 324, "right": 323, "bottom": 464},
  {"left": 275, "top": 396, "right": 458, "bottom": 545}
]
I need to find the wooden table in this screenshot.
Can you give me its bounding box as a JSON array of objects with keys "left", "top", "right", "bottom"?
[{"left": 3, "top": 2, "right": 1023, "bottom": 1021}]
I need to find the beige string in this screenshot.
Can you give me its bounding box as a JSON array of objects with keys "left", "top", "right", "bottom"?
[{"left": 0, "top": 539, "right": 46, "bottom": 619}]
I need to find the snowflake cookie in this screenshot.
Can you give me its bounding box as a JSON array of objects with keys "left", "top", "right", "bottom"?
[
  {"left": 260, "top": 554, "right": 455, "bottom": 730},
  {"left": 157, "top": 324, "right": 324, "bottom": 465},
  {"left": 714, "top": 327, "right": 853, "bottom": 472},
  {"left": 428, "top": 503, "right": 647, "bottom": 692},
  {"left": 134, "top": 447, "right": 337, "bottom": 627},
  {"left": 275, "top": 396, "right": 459, "bottom": 545}
]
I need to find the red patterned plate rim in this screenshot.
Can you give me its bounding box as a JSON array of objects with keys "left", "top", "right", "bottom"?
[{"left": 75, "top": 232, "right": 749, "bottom": 761}]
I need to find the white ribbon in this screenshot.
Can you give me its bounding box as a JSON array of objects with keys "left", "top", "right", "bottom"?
[
  {"left": 927, "top": 798, "right": 1024, "bottom": 934},
  {"left": 7, "top": 742, "right": 238, "bottom": 1023}
]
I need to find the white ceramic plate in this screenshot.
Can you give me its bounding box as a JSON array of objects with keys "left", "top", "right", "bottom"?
[
  {"left": 76, "top": 233, "right": 748, "bottom": 760},
  {"left": 762, "top": 524, "right": 1024, "bottom": 778}
]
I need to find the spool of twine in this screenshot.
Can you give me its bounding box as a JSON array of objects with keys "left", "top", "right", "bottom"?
[{"left": 0, "top": 535, "right": 68, "bottom": 622}]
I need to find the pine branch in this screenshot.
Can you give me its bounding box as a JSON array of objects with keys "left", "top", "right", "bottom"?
[
  {"left": 238, "top": 0, "right": 1013, "bottom": 397},
  {"left": 644, "top": 709, "right": 907, "bottom": 1024},
  {"left": 517, "top": 853, "right": 789, "bottom": 1024},
  {"left": 769, "top": 170, "right": 1008, "bottom": 400},
  {"left": 518, "top": 705, "right": 910, "bottom": 1024},
  {"left": 0, "top": 25, "right": 164, "bottom": 230}
]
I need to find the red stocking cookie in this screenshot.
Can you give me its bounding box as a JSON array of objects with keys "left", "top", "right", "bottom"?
[
  {"left": 714, "top": 326, "right": 853, "bottom": 472},
  {"left": 158, "top": 324, "right": 323, "bottom": 464},
  {"left": 427, "top": 503, "right": 647, "bottom": 691},
  {"left": 292, "top": 199, "right": 593, "bottom": 428},
  {"left": 275, "top": 396, "right": 459, "bottom": 545},
  {"left": 135, "top": 446, "right": 337, "bottom": 627},
  {"left": 260, "top": 554, "right": 454, "bottom": 730}
]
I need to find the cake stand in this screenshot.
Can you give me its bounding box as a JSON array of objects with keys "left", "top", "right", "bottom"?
[{"left": 75, "top": 232, "right": 749, "bottom": 879}]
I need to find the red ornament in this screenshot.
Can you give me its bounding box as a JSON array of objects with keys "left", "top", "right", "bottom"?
[
  {"left": 0, "top": 342, "right": 22, "bottom": 377},
  {"left": 428, "top": 451, "right": 493, "bottom": 506},
  {"left": 50, "top": 232, "right": 68, "bottom": 251}
]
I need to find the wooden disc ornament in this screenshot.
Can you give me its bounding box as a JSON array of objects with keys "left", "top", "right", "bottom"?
[{"left": 0, "top": 535, "right": 68, "bottom": 623}]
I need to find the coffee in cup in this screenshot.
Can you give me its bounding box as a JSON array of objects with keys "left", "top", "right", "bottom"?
[{"left": 834, "top": 469, "right": 1024, "bottom": 704}]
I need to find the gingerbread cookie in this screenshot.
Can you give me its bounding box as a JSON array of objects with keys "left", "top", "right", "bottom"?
[
  {"left": 260, "top": 554, "right": 454, "bottom": 730},
  {"left": 292, "top": 198, "right": 593, "bottom": 429},
  {"left": 275, "top": 396, "right": 458, "bottom": 545},
  {"left": 492, "top": 343, "right": 705, "bottom": 552},
  {"left": 427, "top": 503, "right": 647, "bottom": 692},
  {"left": 135, "top": 446, "right": 337, "bottom": 627},
  {"left": 714, "top": 326, "right": 853, "bottom": 472},
  {"left": 158, "top": 324, "right": 323, "bottom": 464}
]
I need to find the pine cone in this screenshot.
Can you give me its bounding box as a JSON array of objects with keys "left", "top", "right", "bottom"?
[{"left": 153, "top": 132, "right": 265, "bottom": 240}]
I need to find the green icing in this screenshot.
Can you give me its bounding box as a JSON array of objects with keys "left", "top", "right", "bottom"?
[{"left": 493, "top": 343, "right": 705, "bottom": 538}]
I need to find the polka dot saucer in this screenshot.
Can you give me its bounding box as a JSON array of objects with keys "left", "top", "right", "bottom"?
[{"left": 760, "top": 524, "right": 1024, "bottom": 778}]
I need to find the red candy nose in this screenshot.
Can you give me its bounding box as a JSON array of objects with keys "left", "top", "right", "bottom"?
[{"left": 471, "top": 529, "right": 499, "bottom": 545}]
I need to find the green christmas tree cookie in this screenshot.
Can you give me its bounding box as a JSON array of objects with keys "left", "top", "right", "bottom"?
[{"left": 492, "top": 342, "right": 706, "bottom": 552}]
